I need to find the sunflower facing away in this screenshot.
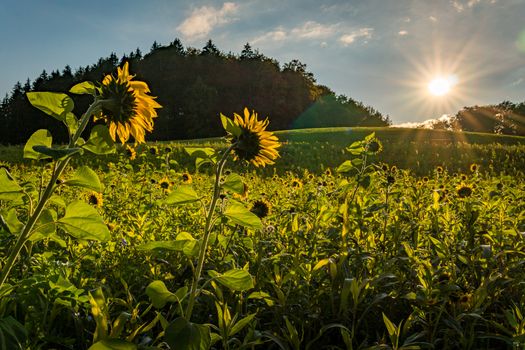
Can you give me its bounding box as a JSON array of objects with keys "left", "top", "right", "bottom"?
[
  {"left": 227, "top": 108, "right": 281, "bottom": 167},
  {"left": 95, "top": 62, "right": 162, "bottom": 144}
]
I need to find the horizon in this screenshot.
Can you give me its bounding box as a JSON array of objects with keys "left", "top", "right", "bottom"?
[{"left": 1, "top": 0, "right": 524, "bottom": 124}]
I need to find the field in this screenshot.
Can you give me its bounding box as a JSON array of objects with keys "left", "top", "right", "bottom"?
[{"left": 1, "top": 127, "right": 525, "bottom": 349}]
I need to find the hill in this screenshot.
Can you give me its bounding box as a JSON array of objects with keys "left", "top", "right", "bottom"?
[{"left": 0, "top": 40, "right": 390, "bottom": 145}]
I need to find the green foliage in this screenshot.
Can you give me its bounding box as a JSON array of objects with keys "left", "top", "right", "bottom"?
[
  {"left": 26, "top": 91, "right": 74, "bottom": 121},
  {"left": 57, "top": 200, "right": 110, "bottom": 241},
  {"left": 23, "top": 129, "right": 53, "bottom": 160}
]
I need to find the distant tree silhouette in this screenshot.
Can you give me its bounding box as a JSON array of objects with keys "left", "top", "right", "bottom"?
[{"left": 0, "top": 38, "right": 391, "bottom": 144}]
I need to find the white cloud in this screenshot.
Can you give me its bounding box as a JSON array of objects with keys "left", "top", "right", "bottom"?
[
  {"left": 290, "top": 21, "right": 338, "bottom": 39},
  {"left": 177, "top": 2, "right": 238, "bottom": 41},
  {"left": 511, "top": 77, "right": 523, "bottom": 86},
  {"left": 393, "top": 115, "right": 455, "bottom": 129},
  {"left": 452, "top": 0, "right": 497, "bottom": 12},
  {"left": 339, "top": 28, "right": 373, "bottom": 46},
  {"left": 398, "top": 30, "right": 408, "bottom": 36},
  {"left": 429, "top": 16, "right": 438, "bottom": 22},
  {"left": 252, "top": 28, "right": 287, "bottom": 44}
]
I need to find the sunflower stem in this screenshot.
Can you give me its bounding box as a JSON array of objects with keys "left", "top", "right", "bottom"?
[
  {"left": 0, "top": 99, "right": 101, "bottom": 289},
  {"left": 185, "top": 145, "right": 235, "bottom": 321}
]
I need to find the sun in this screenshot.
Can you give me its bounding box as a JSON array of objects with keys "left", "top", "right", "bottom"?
[{"left": 428, "top": 75, "right": 458, "bottom": 96}]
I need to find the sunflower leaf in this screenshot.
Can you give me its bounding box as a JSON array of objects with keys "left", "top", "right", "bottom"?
[
  {"left": 222, "top": 173, "right": 244, "bottom": 194},
  {"left": 32, "top": 146, "right": 82, "bottom": 160},
  {"left": 69, "top": 81, "right": 96, "bottom": 95},
  {"left": 23, "top": 129, "right": 52, "bottom": 160},
  {"left": 223, "top": 200, "right": 262, "bottom": 230},
  {"left": 0, "top": 168, "right": 24, "bottom": 201},
  {"left": 163, "top": 185, "right": 200, "bottom": 205},
  {"left": 26, "top": 92, "right": 74, "bottom": 121},
  {"left": 208, "top": 268, "right": 254, "bottom": 291},
  {"left": 165, "top": 317, "right": 211, "bottom": 350},
  {"left": 220, "top": 114, "right": 241, "bottom": 137},
  {"left": 63, "top": 166, "right": 103, "bottom": 192},
  {"left": 57, "top": 201, "right": 110, "bottom": 241},
  {"left": 82, "top": 125, "right": 116, "bottom": 155}
]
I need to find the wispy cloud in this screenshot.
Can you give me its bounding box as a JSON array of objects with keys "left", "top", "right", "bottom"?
[
  {"left": 451, "top": 0, "right": 497, "bottom": 12},
  {"left": 290, "top": 21, "right": 339, "bottom": 39},
  {"left": 398, "top": 30, "right": 408, "bottom": 36},
  {"left": 339, "top": 28, "right": 373, "bottom": 46},
  {"left": 252, "top": 27, "right": 287, "bottom": 44},
  {"left": 177, "top": 2, "right": 239, "bottom": 41}
]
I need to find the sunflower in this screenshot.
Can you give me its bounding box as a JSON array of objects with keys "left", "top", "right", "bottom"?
[
  {"left": 457, "top": 184, "right": 473, "bottom": 198},
  {"left": 181, "top": 172, "right": 193, "bottom": 184},
  {"left": 291, "top": 179, "right": 303, "bottom": 189},
  {"left": 325, "top": 168, "right": 332, "bottom": 177},
  {"left": 95, "top": 62, "right": 161, "bottom": 144},
  {"left": 87, "top": 191, "right": 103, "bottom": 208},
  {"left": 125, "top": 145, "right": 137, "bottom": 160},
  {"left": 226, "top": 108, "right": 280, "bottom": 167},
  {"left": 250, "top": 199, "right": 271, "bottom": 219},
  {"left": 159, "top": 177, "right": 171, "bottom": 191},
  {"left": 470, "top": 163, "right": 478, "bottom": 172}
]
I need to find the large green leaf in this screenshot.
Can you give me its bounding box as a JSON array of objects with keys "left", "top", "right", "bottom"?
[
  {"left": 163, "top": 185, "right": 200, "bottom": 205},
  {"left": 30, "top": 209, "right": 57, "bottom": 241},
  {"left": 209, "top": 269, "right": 254, "bottom": 292},
  {"left": 32, "top": 145, "right": 82, "bottom": 160},
  {"left": 2, "top": 209, "right": 23, "bottom": 235},
  {"left": 222, "top": 173, "right": 244, "bottom": 194},
  {"left": 26, "top": 92, "right": 74, "bottom": 121},
  {"left": 57, "top": 201, "right": 110, "bottom": 241},
  {"left": 145, "top": 281, "right": 187, "bottom": 309},
  {"left": 82, "top": 125, "right": 116, "bottom": 155},
  {"left": 23, "top": 129, "right": 52, "bottom": 160},
  {"left": 64, "top": 166, "right": 103, "bottom": 192},
  {"left": 0, "top": 168, "right": 23, "bottom": 201},
  {"left": 137, "top": 232, "right": 195, "bottom": 252},
  {"left": 70, "top": 81, "right": 96, "bottom": 95},
  {"left": 165, "top": 317, "right": 211, "bottom": 350},
  {"left": 88, "top": 339, "right": 137, "bottom": 350},
  {"left": 223, "top": 200, "right": 262, "bottom": 230}
]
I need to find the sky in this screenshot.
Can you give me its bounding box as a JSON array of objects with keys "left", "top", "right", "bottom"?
[{"left": 0, "top": 0, "right": 524, "bottom": 124}]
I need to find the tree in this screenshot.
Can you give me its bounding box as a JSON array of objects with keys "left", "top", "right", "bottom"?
[{"left": 201, "top": 39, "right": 221, "bottom": 56}]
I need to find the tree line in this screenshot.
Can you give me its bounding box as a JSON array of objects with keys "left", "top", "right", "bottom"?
[
  {"left": 430, "top": 101, "right": 525, "bottom": 136},
  {"left": 0, "top": 39, "right": 391, "bottom": 145}
]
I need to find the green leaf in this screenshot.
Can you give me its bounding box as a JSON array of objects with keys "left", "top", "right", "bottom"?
[
  {"left": 336, "top": 160, "right": 353, "bottom": 173},
  {"left": 64, "top": 112, "right": 79, "bottom": 136},
  {"left": 165, "top": 317, "right": 211, "bottom": 350},
  {"left": 88, "top": 339, "right": 137, "bottom": 350},
  {"left": 138, "top": 232, "right": 195, "bottom": 252},
  {"left": 209, "top": 269, "right": 254, "bottom": 292},
  {"left": 89, "top": 288, "right": 109, "bottom": 342},
  {"left": 223, "top": 200, "right": 262, "bottom": 230},
  {"left": 185, "top": 147, "right": 217, "bottom": 170},
  {"left": 23, "top": 129, "right": 52, "bottom": 160},
  {"left": 70, "top": 81, "right": 96, "bottom": 95},
  {"left": 146, "top": 281, "right": 180, "bottom": 309},
  {"left": 164, "top": 185, "right": 200, "bottom": 205},
  {"left": 0, "top": 168, "right": 23, "bottom": 201},
  {"left": 32, "top": 145, "right": 82, "bottom": 160},
  {"left": 0, "top": 316, "right": 28, "bottom": 350},
  {"left": 64, "top": 166, "right": 103, "bottom": 192},
  {"left": 30, "top": 209, "right": 57, "bottom": 241},
  {"left": 220, "top": 114, "right": 241, "bottom": 137},
  {"left": 83, "top": 125, "right": 116, "bottom": 155},
  {"left": 2, "top": 209, "right": 23, "bottom": 235},
  {"left": 382, "top": 313, "right": 397, "bottom": 336},
  {"left": 222, "top": 173, "right": 244, "bottom": 194},
  {"left": 230, "top": 313, "right": 256, "bottom": 337},
  {"left": 26, "top": 92, "right": 74, "bottom": 121},
  {"left": 57, "top": 201, "right": 110, "bottom": 241}
]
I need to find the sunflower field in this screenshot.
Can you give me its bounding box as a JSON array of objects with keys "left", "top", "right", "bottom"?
[{"left": 0, "top": 66, "right": 524, "bottom": 350}]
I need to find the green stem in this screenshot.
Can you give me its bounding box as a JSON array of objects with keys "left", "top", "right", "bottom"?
[
  {"left": 0, "top": 100, "right": 101, "bottom": 289},
  {"left": 185, "top": 145, "right": 234, "bottom": 320}
]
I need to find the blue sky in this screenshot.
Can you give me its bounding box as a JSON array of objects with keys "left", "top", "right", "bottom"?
[{"left": 1, "top": 0, "right": 524, "bottom": 124}]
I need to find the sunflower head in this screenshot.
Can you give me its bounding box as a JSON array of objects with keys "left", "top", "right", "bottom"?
[
  {"left": 291, "top": 179, "right": 303, "bottom": 189},
  {"left": 181, "top": 172, "right": 193, "bottom": 184},
  {"left": 125, "top": 145, "right": 137, "bottom": 160},
  {"left": 457, "top": 184, "right": 473, "bottom": 198},
  {"left": 470, "top": 163, "right": 478, "bottom": 172},
  {"left": 87, "top": 191, "right": 103, "bottom": 207},
  {"left": 436, "top": 166, "right": 444, "bottom": 173},
  {"left": 251, "top": 199, "right": 271, "bottom": 219},
  {"left": 159, "top": 177, "right": 171, "bottom": 191},
  {"left": 325, "top": 168, "right": 332, "bottom": 177},
  {"left": 222, "top": 108, "right": 281, "bottom": 167},
  {"left": 95, "top": 62, "right": 162, "bottom": 144},
  {"left": 149, "top": 146, "right": 158, "bottom": 155},
  {"left": 366, "top": 139, "right": 383, "bottom": 154}
]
